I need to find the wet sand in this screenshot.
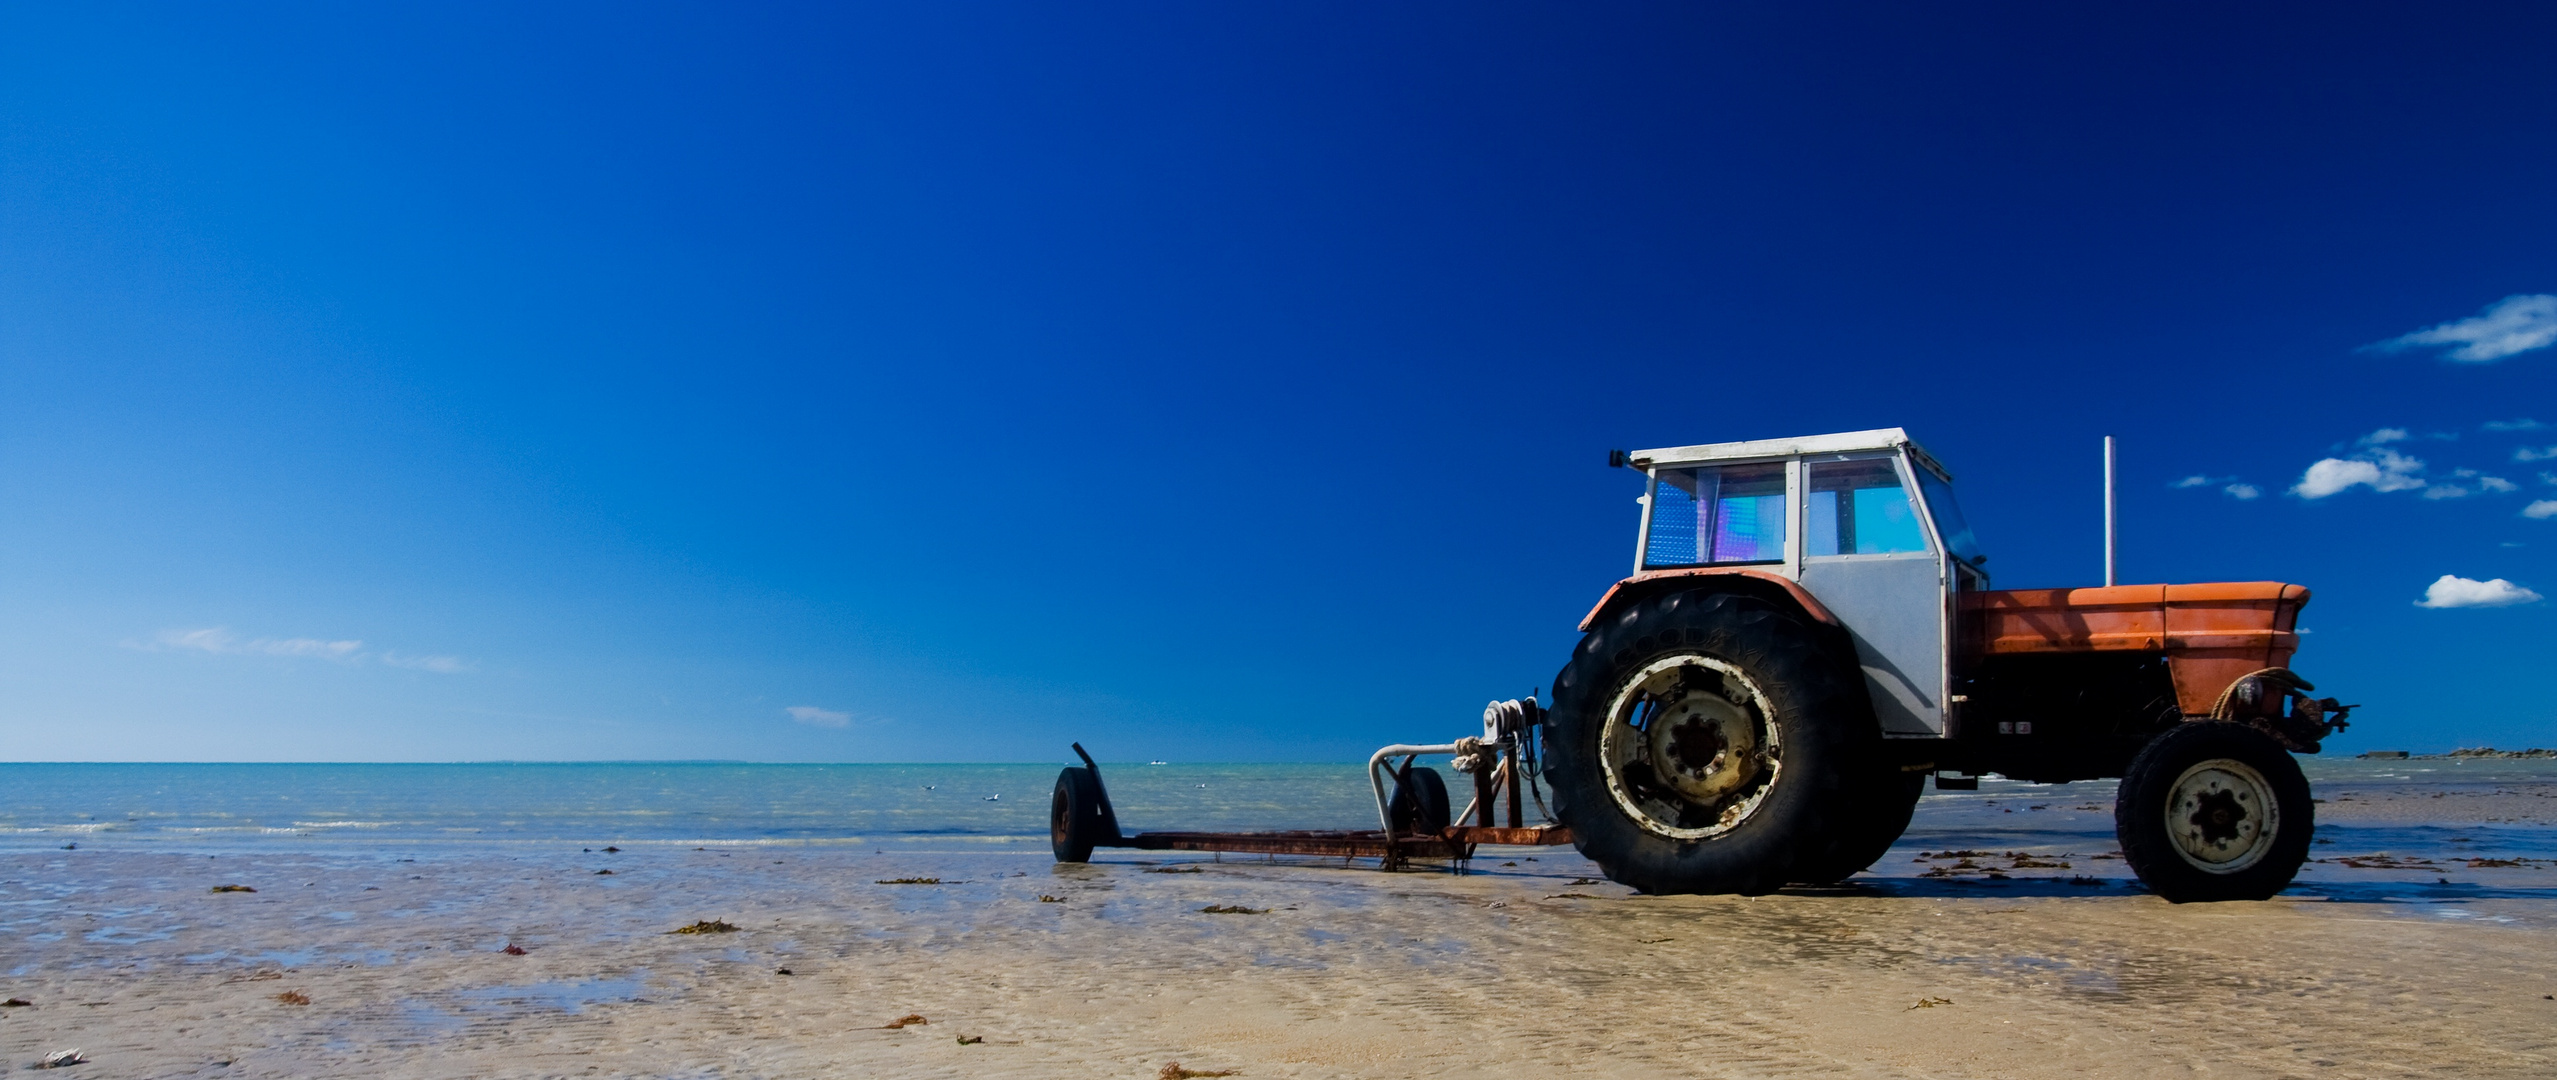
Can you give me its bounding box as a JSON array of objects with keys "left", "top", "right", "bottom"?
[{"left": 5, "top": 779, "right": 2556, "bottom": 1079}]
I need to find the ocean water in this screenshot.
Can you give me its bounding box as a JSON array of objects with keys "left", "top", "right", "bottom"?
[
  {"left": 3, "top": 758, "right": 2552, "bottom": 869},
  {"left": 0, "top": 762, "right": 1387, "bottom": 853}
]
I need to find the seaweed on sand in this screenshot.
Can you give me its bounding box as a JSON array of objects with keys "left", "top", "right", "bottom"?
[
  {"left": 274, "top": 991, "right": 310, "bottom": 1005},
  {"left": 1161, "top": 1063, "right": 1240, "bottom": 1078},
  {"left": 882, "top": 1014, "right": 928, "bottom": 1029},
  {"left": 210, "top": 885, "right": 257, "bottom": 893},
  {"left": 669, "top": 920, "right": 740, "bottom": 934},
  {"left": 876, "top": 877, "right": 946, "bottom": 885},
  {"left": 1197, "top": 904, "right": 1266, "bottom": 915}
]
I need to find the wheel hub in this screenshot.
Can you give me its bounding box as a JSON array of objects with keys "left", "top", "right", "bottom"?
[
  {"left": 1599, "top": 655, "right": 1780, "bottom": 840},
  {"left": 1649, "top": 692, "right": 1759, "bottom": 802},
  {"left": 2165, "top": 759, "right": 2279, "bottom": 874}
]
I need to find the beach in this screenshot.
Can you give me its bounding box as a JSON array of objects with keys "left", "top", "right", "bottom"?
[{"left": 5, "top": 762, "right": 2556, "bottom": 1078}]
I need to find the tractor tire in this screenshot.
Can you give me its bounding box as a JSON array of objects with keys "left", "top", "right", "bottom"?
[
  {"left": 1790, "top": 768, "right": 1925, "bottom": 885},
  {"left": 1388, "top": 766, "right": 1453, "bottom": 835},
  {"left": 2114, "top": 721, "right": 2314, "bottom": 902},
  {"left": 1050, "top": 767, "right": 1109, "bottom": 863},
  {"left": 1544, "top": 589, "right": 1872, "bottom": 895}
]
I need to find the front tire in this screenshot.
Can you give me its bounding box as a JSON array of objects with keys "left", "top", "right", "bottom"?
[
  {"left": 2114, "top": 721, "right": 2313, "bottom": 902},
  {"left": 1544, "top": 590, "right": 1872, "bottom": 895}
]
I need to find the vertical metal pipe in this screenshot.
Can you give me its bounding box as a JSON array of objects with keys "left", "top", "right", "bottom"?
[{"left": 2103, "top": 435, "right": 2117, "bottom": 587}]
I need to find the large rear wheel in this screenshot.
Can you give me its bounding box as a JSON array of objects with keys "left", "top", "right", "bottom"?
[
  {"left": 1790, "top": 768, "right": 1924, "bottom": 884},
  {"left": 1544, "top": 590, "right": 1873, "bottom": 894}
]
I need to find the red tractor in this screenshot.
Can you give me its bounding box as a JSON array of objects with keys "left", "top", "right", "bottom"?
[{"left": 1544, "top": 428, "right": 2349, "bottom": 901}]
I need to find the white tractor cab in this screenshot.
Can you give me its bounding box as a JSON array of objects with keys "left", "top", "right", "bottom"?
[
  {"left": 1618, "top": 428, "right": 1984, "bottom": 741},
  {"left": 1539, "top": 427, "right": 2350, "bottom": 900}
]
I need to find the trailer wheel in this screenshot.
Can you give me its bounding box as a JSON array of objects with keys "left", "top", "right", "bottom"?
[
  {"left": 1543, "top": 590, "right": 1868, "bottom": 894},
  {"left": 1389, "top": 765, "right": 1452, "bottom": 835},
  {"left": 2114, "top": 721, "right": 2313, "bottom": 902},
  {"left": 1790, "top": 768, "right": 1924, "bottom": 884},
  {"left": 1051, "top": 767, "right": 1108, "bottom": 863}
]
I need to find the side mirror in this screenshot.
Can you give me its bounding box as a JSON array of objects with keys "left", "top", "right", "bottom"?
[{"left": 1606, "top": 449, "right": 1628, "bottom": 468}]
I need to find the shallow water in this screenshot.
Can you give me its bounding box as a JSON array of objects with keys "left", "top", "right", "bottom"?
[
  {"left": 0, "top": 762, "right": 1385, "bottom": 852},
  {"left": 4, "top": 758, "right": 2552, "bottom": 882}
]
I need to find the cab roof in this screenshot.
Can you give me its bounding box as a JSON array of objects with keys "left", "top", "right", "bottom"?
[{"left": 1631, "top": 427, "right": 1952, "bottom": 481}]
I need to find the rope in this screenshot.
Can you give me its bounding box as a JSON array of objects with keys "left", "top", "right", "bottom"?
[{"left": 2208, "top": 667, "right": 2315, "bottom": 721}]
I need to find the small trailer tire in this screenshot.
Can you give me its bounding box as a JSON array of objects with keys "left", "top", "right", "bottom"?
[
  {"left": 1389, "top": 766, "right": 1453, "bottom": 835},
  {"left": 2115, "top": 721, "right": 2314, "bottom": 902},
  {"left": 1051, "top": 767, "right": 1109, "bottom": 863}
]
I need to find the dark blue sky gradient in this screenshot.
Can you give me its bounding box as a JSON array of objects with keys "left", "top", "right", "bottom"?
[{"left": 3, "top": 4, "right": 2553, "bottom": 760}]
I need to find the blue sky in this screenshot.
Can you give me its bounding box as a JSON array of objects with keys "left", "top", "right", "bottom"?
[{"left": 3, "top": 3, "right": 2553, "bottom": 762}]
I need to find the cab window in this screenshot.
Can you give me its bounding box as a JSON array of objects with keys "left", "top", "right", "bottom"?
[
  {"left": 1645, "top": 462, "right": 1787, "bottom": 567},
  {"left": 1805, "top": 458, "right": 1928, "bottom": 556}
]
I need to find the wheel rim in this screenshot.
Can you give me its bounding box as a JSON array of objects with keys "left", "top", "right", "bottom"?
[
  {"left": 1599, "top": 654, "right": 1781, "bottom": 840},
  {"left": 2164, "top": 757, "right": 2280, "bottom": 874}
]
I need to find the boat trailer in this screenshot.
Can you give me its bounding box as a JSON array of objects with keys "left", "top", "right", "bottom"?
[{"left": 1049, "top": 698, "right": 1572, "bottom": 870}]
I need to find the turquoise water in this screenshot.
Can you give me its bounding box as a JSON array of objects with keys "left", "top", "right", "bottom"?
[
  {"left": 0, "top": 762, "right": 1386, "bottom": 852},
  {"left": 4, "top": 758, "right": 2550, "bottom": 864}
]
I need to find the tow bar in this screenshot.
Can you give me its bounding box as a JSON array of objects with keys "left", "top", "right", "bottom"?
[{"left": 1049, "top": 698, "right": 1572, "bottom": 870}]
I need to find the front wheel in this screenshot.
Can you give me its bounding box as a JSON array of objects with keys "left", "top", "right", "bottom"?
[{"left": 2114, "top": 721, "right": 2314, "bottom": 902}]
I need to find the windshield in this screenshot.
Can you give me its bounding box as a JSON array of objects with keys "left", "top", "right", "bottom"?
[
  {"left": 1644, "top": 462, "right": 1787, "bottom": 567},
  {"left": 1911, "top": 462, "right": 1983, "bottom": 565}
]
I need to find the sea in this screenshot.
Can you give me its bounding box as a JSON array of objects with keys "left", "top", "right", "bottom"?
[{"left": 4, "top": 758, "right": 2553, "bottom": 870}]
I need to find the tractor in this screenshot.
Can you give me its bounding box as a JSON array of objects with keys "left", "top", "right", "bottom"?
[
  {"left": 1053, "top": 428, "right": 2352, "bottom": 903},
  {"left": 1547, "top": 427, "right": 2350, "bottom": 901}
]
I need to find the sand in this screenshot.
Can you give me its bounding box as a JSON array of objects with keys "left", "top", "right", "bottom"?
[{"left": 6, "top": 785, "right": 2557, "bottom": 1078}]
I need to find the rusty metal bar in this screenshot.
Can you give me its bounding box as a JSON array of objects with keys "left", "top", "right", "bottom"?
[
  {"left": 1442, "top": 825, "right": 1572, "bottom": 846},
  {"left": 1121, "top": 830, "right": 1468, "bottom": 861}
]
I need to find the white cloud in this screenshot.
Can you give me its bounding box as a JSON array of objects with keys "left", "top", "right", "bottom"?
[
  {"left": 2368, "top": 294, "right": 2557, "bottom": 362},
  {"left": 2358, "top": 427, "right": 2411, "bottom": 446},
  {"left": 785, "top": 705, "right": 851, "bottom": 728},
  {"left": 2479, "top": 476, "right": 2520, "bottom": 493},
  {"left": 2167, "top": 474, "right": 2258, "bottom": 498},
  {"left": 2415, "top": 575, "right": 2543, "bottom": 608},
  {"left": 137, "top": 627, "right": 469, "bottom": 673},
  {"left": 2516, "top": 446, "right": 2557, "bottom": 462},
  {"left": 2484, "top": 419, "right": 2546, "bottom": 432},
  {"left": 2526, "top": 500, "right": 2557, "bottom": 520},
  {"left": 2292, "top": 448, "right": 2427, "bottom": 498},
  {"left": 380, "top": 652, "right": 474, "bottom": 674},
  {"left": 151, "top": 627, "right": 362, "bottom": 659}
]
